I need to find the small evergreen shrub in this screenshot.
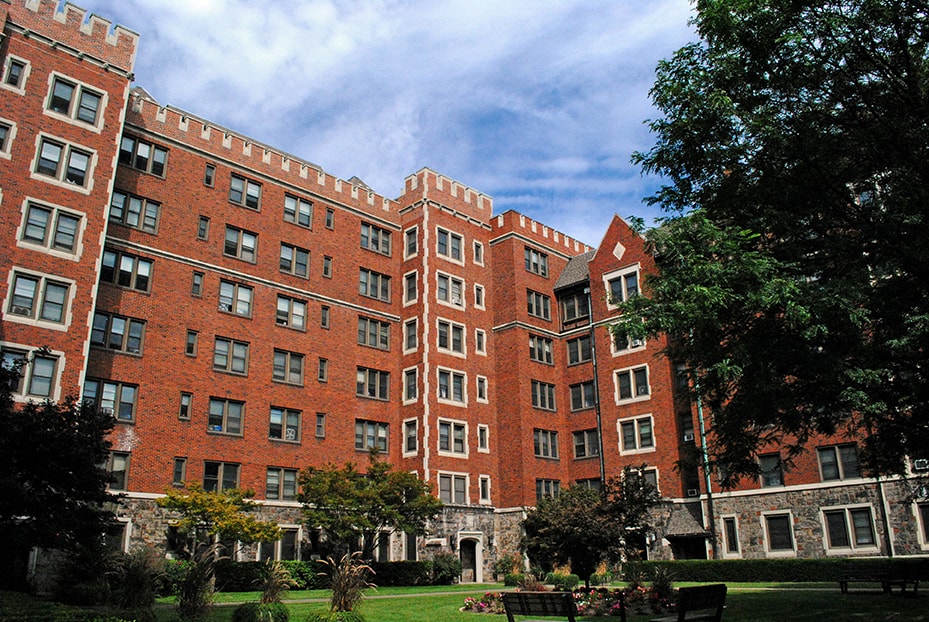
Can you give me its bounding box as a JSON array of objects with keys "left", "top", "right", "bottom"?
[
  {"left": 430, "top": 552, "right": 462, "bottom": 585},
  {"left": 503, "top": 573, "right": 527, "bottom": 586},
  {"left": 369, "top": 561, "right": 433, "bottom": 586},
  {"left": 231, "top": 601, "right": 289, "bottom": 622},
  {"left": 545, "top": 572, "right": 580, "bottom": 591},
  {"left": 281, "top": 560, "right": 328, "bottom": 590},
  {"left": 305, "top": 613, "right": 366, "bottom": 622}
]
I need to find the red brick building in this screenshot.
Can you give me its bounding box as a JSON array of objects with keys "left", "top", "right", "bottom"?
[{"left": 3, "top": 1, "right": 927, "bottom": 582}]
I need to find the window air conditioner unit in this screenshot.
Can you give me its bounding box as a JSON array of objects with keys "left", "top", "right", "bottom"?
[
  {"left": 637, "top": 386, "right": 649, "bottom": 395},
  {"left": 683, "top": 433, "right": 695, "bottom": 443},
  {"left": 219, "top": 303, "right": 232, "bottom": 312},
  {"left": 451, "top": 296, "right": 461, "bottom": 305},
  {"left": 10, "top": 305, "right": 31, "bottom": 316},
  {"left": 101, "top": 407, "right": 114, "bottom": 415},
  {"left": 914, "top": 459, "right": 929, "bottom": 472},
  {"left": 631, "top": 338, "right": 644, "bottom": 348},
  {"left": 686, "top": 488, "right": 699, "bottom": 497}
]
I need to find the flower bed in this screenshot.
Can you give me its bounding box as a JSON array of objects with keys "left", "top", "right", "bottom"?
[{"left": 461, "top": 586, "right": 673, "bottom": 617}]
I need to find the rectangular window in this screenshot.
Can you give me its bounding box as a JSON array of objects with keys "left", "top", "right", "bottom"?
[
  {"left": 437, "top": 273, "right": 464, "bottom": 307},
  {"left": 21, "top": 201, "right": 82, "bottom": 253},
  {"left": 607, "top": 268, "right": 640, "bottom": 305},
  {"left": 48, "top": 76, "right": 103, "bottom": 125},
  {"left": 764, "top": 513, "right": 794, "bottom": 552},
  {"left": 119, "top": 135, "right": 167, "bottom": 176},
  {"left": 284, "top": 194, "right": 313, "bottom": 227},
  {"left": 474, "top": 284, "right": 485, "bottom": 309},
  {"left": 437, "top": 228, "right": 463, "bottom": 261},
  {"left": 325, "top": 208, "right": 334, "bottom": 229},
  {"left": 276, "top": 296, "right": 307, "bottom": 330},
  {"left": 612, "top": 328, "right": 645, "bottom": 353},
  {"left": 0, "top": 121, "right": 11, "bottom": 155},
  {"left": 203, "top": 461, "right": 239, "bottom": 492},
  {"left": 536, "top": 479, "right": 560, "bottom": 501},
  {"left": 269, "top": 407, "right": 301, "bottom": 442},
  {"left": 191, "top": 272, "right": 204, "bottom": 297},
  {"left": 357, "top": 316, "right": 390, "bottom": 350},
  {"left": 439, "top": 473, "right": 467, "bottom": 504},
  {"left": 531, "top": 380, "right": 556, "bottom": 411},
  {"left": 107, "top": 452, "right": 129, "bottom": 491},
  {"left": 179, "top": 392, "right": 192, "bottom": 420},
  {"left": 560, "top": 292, "right": 590, "bottom": 328},
  {"left": 476, "top": 376, "right": 488, "bottom": 402},
  {"left": 615, "top": 365, "right": 650, "bottom": 402},
  {"left": 573, "top": 429, "right": 600, "bottom": 459},
  {"left": 404, "top": 419, "right": 418, "bottom": 453},
  {"left": 534, "top": 429, "right": 559, "bottom": 459},
  {"left": 83, "top": 378, "right": 138, "bottom": 422},
  {"left": 90, "top": 312, "right": 145, "bottom": 354},
  {"left": 100, "top": 250, "right": 152, "bottom": 292},
  {"left": 404, "top": 272, "right": 418, "bottom": 303},
  {"left": 204, "top": 164, "right": 215, "bottom": 187},
  {"left": 619, "top": 415, "right": 654, "bottom": 453},
  {"left": 35, "top": 136, "right": 93, "bottom": 188},
  {"left": 218, "top": 280, "right": 253, "bottom": 316},
  {"left": 173, "top": 457, "right": 187, "bottom": 486},
  {"left": 524, "top": 247, "right": 548, "bottom": 277},
  {"left": 316, "top": 413, "right": 326, "bottom": 438},
  {"left": 438, "top": 369, "right": 466, "bottom": 403},
  {"left": 108, "top": 191, "right": 159, "bottom": 233},
  {"left": 320, "top": 306, "right": 330, "bottom": 329},
  {"left": 7, "top": 272, "right": 72, "bottom": 324},
  {"left": 361, "top": 222, "right": 392, "bottom": 255},
  {"left": 404, "top": 319, "right": 418, "bottom": 351},
  {"left": 527, "top": 290, "right": 552, "bottom": 320},
  {"left": 2, "top": 349, "right": 59, "bottom": 399},
  {"left": 439, "top": 420, "right": 467, "bottom": 455},
  {"left": 356, "top": 367, "right": 389, "bottom": 400},
  {"left": 317, "top": 358, "right": 328, "bottom": 382},
  {"left": 224, "top": 226, "right": 257, "bottom": 262},
  {"left": 355, "top": 419, "right": 388, "bottom": 452},
  {"left": 359, "top": 268, "right": 390, "bottom": 302},
  {"left": 475, "top": 329, "right": 486, "bottom": 354},
  {"left": 723, "top": 517, "right": 740, "bottom": 555},
  {"left": 266, "top": 467, "right": 299, "bottom": 501},
  {"left": 529, "top": 335, "right": 553, "bottom": 364},
  {"left": 273, "top": 350, "right": 304, "bottom": 385},
  {"left": 229, "top": 174, "right": 261, "bottom": 209},
  {"left": 759, "top": 454, "right": 784, "bottom": 487},
  {"left": 817, "top": 444, "right": 860, "bottom": 481},
  {"left": 280, "top": 243, "right": 309, "bottom": 277},
  {"left": 213, "top": 337, "right": 249, "bottom": 375},
  {"left": 567, "top": 335, "right": 592, "bottom": 365},
  {"left": 208, "top": 398, "right": 244, "bottom": 435},
  {"left": 437, "top": 320, "right": 465, "bottom": 354},
  {"left": 323, "top": 255, "right": 333, "bottom": 278},
  {"left": 474, "top": 241, "right": 484, "bottom": 265},
  {"left": 478, "top": 425, "right": 489, "bottom": 452},
  {"left": 823, "top": 507, "right": 876, "bottom": 550},
  {"left": 570, "top": 381, "right": 596, "bottom": 411},
  {"left": 3, "top": 57, "right": 27, "bottom": 89},
  {"left": 405, "top": 228, "right": 418, "bottom": 257},
  {"left": 404, "top": 368, "right": 418, "bottom": 401}
]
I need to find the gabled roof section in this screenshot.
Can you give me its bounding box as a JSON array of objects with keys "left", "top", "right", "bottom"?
[{"left": 553, "top": 250, "right": 596, "bottom": 291}]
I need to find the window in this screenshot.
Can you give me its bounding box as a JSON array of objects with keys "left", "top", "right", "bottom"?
[
  {"left": 284, "top": 195, "right": 312, "bottom": 227},
  {"left": 107, "top": 452, "right": 129, "bottom": 491},
  {"left": 355, "top": 419, "right": 388, "bottom": 451},
  {"left": 276, "top": 296, "right": 306, "bottom": 330},
  {"left": 404, "top": 419, "right": 418, "bottom": 453},
  {"left": 217, "top": 280, "right": 253, "bottom": 317},
  {"left": 0, "top": 121, "right": 12, "bottom": 156},
  {"left": 83, "top": 379, "right": 138, "bottom": 422},
  {"left": 478, "top": 425, "right": 489, "bottom": 452},
  {"left": 534, "top": 429, "right": 559, "bottom": 459},
  {"left": 359, "top": 268, "right": 390, "bottom": 301},
  {"left": 119, "top": 135, "right": 167, "bottom": 176},
  {"left": 723, "top": 517, "right": 740, "bottom": 555},
  {"left": 279, "top": 243, "right": 309, "bottom": 278},
  {"left": 615, "top": 366, "right": 650, "bottom": 402},
  {"left": 109, "top": 190, "right": 159, "bottom": 233},
  {"left": 266, "top": 468, "right": 298, "bottom": 501},
  {"left": 759, "top": 454, "right": 784, "bottom": 487},
  {"left": 2, "top": 349, "right": 59, "bottom": 399},
  {"left": 536, "top": 479, "right": 560, "bottom": 501},
  {"left": 203, "top": 461, "right": 239, "bottom": 492},
  {"left": 361, "top": 223, "right": 392, "bottom": 255},
  {"left": 573, "top": 429, "right": 600, "bottom": 459},
  {"left": 213, "top": 338, "right": 249, "bottom": 375},
  {"left": 619, "top": 415, "right": 654, "bottom": 453},
  {"left": 437, "top": 273, "right": 464, "bottom": 307},
  {"left": 476, "top": 376, "right": 488, "bottom": 402},
  {"left": 21, "top": 201, "right": 82, "bottom": 253},
  {"left": 475, "top": 329, "right": 486, "bottom": 354},
  {"left": 208, "top": 398, "right": 244, "bottom": 435},
  {"left": 224, "top": 226, "right": 257, "bottom": 262},
  {"left": 204, "top": 164, "right": 215, "bottom": 186},
  {"left": 438, "top": 369, "right": 466, "bottom": 403},
  {"left": 173, "top": 457, "right": 187, "bottom": 486},
  {"left": 316, "top": 413, "right": 326, "bottom": 438},
  {"left": 321, "top": 305, "right": 330, "bottom": 329},
  {"left": 823, "top": 506, "right": 876, "bottom": 550},
  {"left": 404, "top": 368, "right": 418, "bottom": 401},
  {"left": 531, "top": 380, "right": 556, "bottom": 411},
  {"left": 524, "top": 247, "right": 548, "bottom": 277},
  {"left": 35, "top": 136, "right": 93, "bottom": 188},
  {"left": 404, "top": 319, "right": 418, "bottom": 351},
  {"left": 185, "top": 330, "right": 198, "bottom": 357},
  {"left": 612, "top": 328, "right": 645, "bottom": 353},
  {"left": 229, "top": 174, "right": 261, "bottom": 209},
  {"left": 323, "top": 256, "right": 333, "bottom": 278},
  {"left": 405, "top": 228, "right": 418, "bottom": 257},
  {"left": 527, "top": 290, "right": 551, "bottom": 320},
  {"left": 474, "top": 241, "right": 484, "bottom": 265},
  {"left": 100, "top": 250, "right": 152, "bottom": 292},
  {"left": 607, "top": 268, "right": 640, "bottom": 305},
  {"left": 437, "top": 320, "right": 464, "bottom": 354},
  {"left": 191, "top": 272, "right": 204, "bottom": 297},
  {"left": 325, "top": 208, "right": 334, "bottom": 229},
  {"left": 318, "top": 358, "right": 328, "bottom": 382},
  {"left": 356, "top": 367, "right": 389, "bottom": 400},
  {"left": 529, "top": 335, "right": 553, "bottom": 364},
  {"left": 3, "top": 57, "right": 27, "bottom": 90},
  {"left": 439, "top": 473, "right": 467, "bottom": 504},
  {"left": 357, "top": 317, "right": 390, "bottom": 350},
  {"left": 560, "top": 291, "right": 590, "bottom": 328},
  {"left": 764, "top": 513, "right": 795, "bottom": 552},
  {"left": 47, "top": 76, "right": 104, "bottom": 125},
  {"left": 404, "top": 272, "right": 418, "bottom": 303},
  {"left": 474, "top": 284, "right": 485, "bottom": 308},
  {"left": 439, "top": 420, "right": 467, "bottom": 455},
  {"left": 7, "top": 272, "right": 71, "bottom": 324},
  {"left": 269, "top": 407, "right": 301, "bottom": 442},
  {"left": 570, "top": 381, "right": 596, "bottom": 411},
  {"left": 437, "top": 228, "right": 463, "bottom": 261},
  {"left": 179, "top": 393, "right": 192, "bottom": 420},
  {"left": 818, "top": 444, "right": 860, "bottom": 481},
  {"left": 91, "top": 312, "right": 145, "bottom": 354},
  {"left": 273, "top": 350, "right": 304, "bottom": 385},
  {"left": 567, "top": 335, "right": 592, "bottom": 364}
]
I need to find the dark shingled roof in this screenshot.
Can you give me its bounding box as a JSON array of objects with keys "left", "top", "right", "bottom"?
[
  {"left": 553, "top": 250, "right": 596, "bottom": 291},
  {"left": 664, "top": 502, "right": 710, "bottom": 537}
]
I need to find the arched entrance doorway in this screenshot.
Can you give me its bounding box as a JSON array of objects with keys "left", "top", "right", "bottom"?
[{"left": 460, "top": 539, "right": 477, "bottom": 583}]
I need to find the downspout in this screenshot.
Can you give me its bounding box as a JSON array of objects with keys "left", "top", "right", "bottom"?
[
  {"left": 584, "top": 286, "right": 606, "bottom": 485},
  {"left": 690, "top": 329, "right": 718, "bottom": 559}
]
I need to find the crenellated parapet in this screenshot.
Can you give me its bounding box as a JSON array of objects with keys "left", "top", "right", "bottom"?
[
  {"left": 127, "top": 89, "right": 400, "bottom": 222},
  {"left": 491, "top": 208, "right": 592, "bottom": 257},
  {"left": 6, "top": 0, "right": 138, "bottom": 75},
  {"left": 400, "top": 167, "right": 493, "bottom": 222}
]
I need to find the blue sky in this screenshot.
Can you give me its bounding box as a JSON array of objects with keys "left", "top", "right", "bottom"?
[{"left": 75, "top": 0, "right": 697, "bottom": 247}]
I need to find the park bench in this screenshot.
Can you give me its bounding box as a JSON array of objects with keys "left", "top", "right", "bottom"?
[
  {"left": 502, "top": 591, "right": 589, "bottom": 622},
  {"left": 839, "top": 559, "right": 923, "bottom": 595},
  {"left": 651, "top": 584, "right": 727, "bottom": 622}
]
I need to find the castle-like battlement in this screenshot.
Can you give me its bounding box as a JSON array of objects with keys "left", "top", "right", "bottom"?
[
  {"left": 8, "top": 1, "right": 138, "bottom": 74},
  {"left": 493, "top": 209, "right": 592, "bottom": 255},
  {"left": 403, "top": 168, "right": 493, "bottom": 215}
]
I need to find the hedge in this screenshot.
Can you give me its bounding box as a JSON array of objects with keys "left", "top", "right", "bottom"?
[
  {"left": 369, "top": 561, "right": 433, "bottom": 586},
  {"left": 621, "top": 558, "right": 928, "bottom": 583}
]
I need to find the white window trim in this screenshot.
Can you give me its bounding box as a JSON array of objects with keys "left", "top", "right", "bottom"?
[
  {"left": 436, "top": 226, "right": 465, "bottom": 266},
  {"left": 403, "top": 319, "right": 418, "bottom": 354},
  {"left": 473, "top": 283, "right": 486, "bottom": 310},
  {"left": 1, "top": 341, "right": 66, "bottom": 404},
  {"left": 475, "top": 328, "right": 487, "bottom": 356},
  {"left": 473, "top": 241, "right": 484, "bottom": 266},
  {"left": 479, "top": 475, "right": 492, "bottom": 504},
  {"left": 258, "top": 525, "right": 303, "bottom": 560},
  {"left": 476, "top": 375, "right": 489, "bottom": 403},
  {"left": 616, "top": 414, "right": 656, "bottom": 456},
  {"left": 1, "top": 55, "right": 30, "bottom": 95},
  {"left": 437, "top": 471, "right": 470, "bottom": 505},
  {"left": 436, "top": 317, "right": 467, "bottom": 358},
  {"left": 602, "top": 263, "right": 641, "bottom": 311},
  {"left": 403, "top": 269, "right": 418, "bottom": 307},
  {"left": 613, "top": 364, "right": 652, "bottom": 405},
  {"left": 402, "top": 417, "right": 419, "bottom": 457},
  {"left": 437, "top": 417, "right": 469, "bottom": 458},
  {"left": 404, "top": 226, "right": 419, "bottom": 259},
  {"left": 436, "top": 366, "right": 468, "bottom": 407},
  {"left": 0, "top": 116, "right": 17, "bottom": 160},
  {"left": 4, "top": 268, "right": 76, "bottom": 331},
  {"left": 43, "top": 71, "right": 108, "bottom": 133},
  {"left": 436, "top": 271, "right": 466, "bottom": 309},
  {"left": 610, "top": 326, "right": 646, "bottom": 357},
  {"left": 477, "top": 424, "right": 490, "bottom": 453},
  {"left": 761, "top": 510, "right": 797, "bottom": 558},
  {"left": 720, "top": 515, "right": 742, "bottom": 559},
  {"left": 402, "top": 366, "right": 419, "bottom": 405},
  {"left": 16, "top": 197, "right": 86, "bottom": 261},
  {"left": 819, "top": 504, "right": 880, "bottom": 555},
  {"left": 30, "top": 132, "right": 97, "bottom": 195}
]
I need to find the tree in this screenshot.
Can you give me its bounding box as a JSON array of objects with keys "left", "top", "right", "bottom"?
[
  {"left": 0, "top": 358, "right": 116, "bottom": 590},
  {"left": 623, "top": 0, "right": 929, "bottom": 483},
  {"left": 299, "top": 455, "right": 443, "bottom": 559},
  {"left": 520, "top": 468, "right": 660, "bottom": 587}
]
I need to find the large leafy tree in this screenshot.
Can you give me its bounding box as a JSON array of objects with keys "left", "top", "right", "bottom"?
[
  {"left": 621, "top": 0, "right": 929, "bottom": 483},
  {"left": 520, "top": 468, "right": 660, "bottom": 587},
  {"left": 299, "top": 455, "right": 443, "bottom": 559}
]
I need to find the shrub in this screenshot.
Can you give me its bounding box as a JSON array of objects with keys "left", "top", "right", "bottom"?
[
  {"left": 281, "top": 560, "right": 327, "bottom": 590},
  {"left": 176, "top": 543, "right": 220, "bottom": 620},
  {"left": 492, "top": 553, "right": 521, "bottom": 579},
  {"left": 320, "top": 552, "right": 375, "bottom": 613},
  {"left": 545, "top": 572, "right": 580, "bottom": 591},
  {"left": 305, "top": 613, "right": 366, "bottom": 622},
  {"left": 622, "top": 558, "right": 850, "bottom": 583},
  {"left": 503, "top": 573, "right": 526, "bottom": 587},
  {"left": 214, "top": 560, "right": 266, "bottom": 593},
  {"left": 260, "top": 561, "right": 296, "bottom": 604},
  {"left": 368, "top": 561, "right": 433, "bottom": 586},
  {"left": 589, "top": 571, "right": 614, "bottom": 585},
  {"left": 430, "top": 552, "right": 462, "bottom": 585},
  {"left": 158, "top": 559, "right": 191, "bottom": 596},
  {"left": 231, "top": 601, "right": 289, "bottom": 622},
  {"left": 517, "top": 574, "right": 547, "bottom": 591},
  {"left": 108, "top": 548, "right": 164, "bottom": 610}
]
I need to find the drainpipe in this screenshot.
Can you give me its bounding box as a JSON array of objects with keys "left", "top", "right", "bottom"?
[
  {"left": 689, "top": 329, "right": 718, "bottom": 559},
  {"left": 584, "top": 286, "right": 606, "bottom": 486}
]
